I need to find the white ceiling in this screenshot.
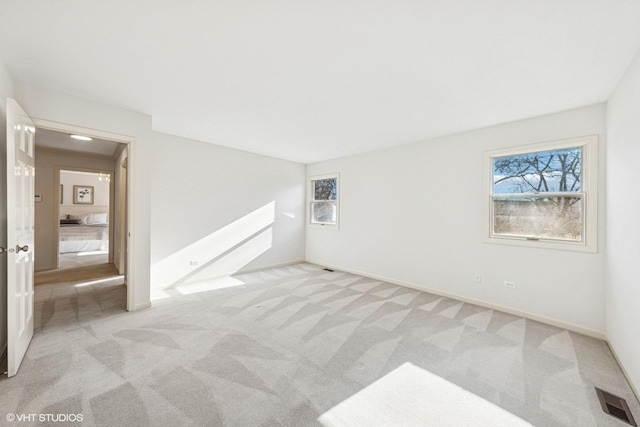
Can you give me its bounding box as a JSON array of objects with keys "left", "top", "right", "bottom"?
[
  {"left": 1, "top": 1, "right": 640, "bottom": 164},
  {"left": 36, "top": 128, "right": 123, "bottom": 158}
]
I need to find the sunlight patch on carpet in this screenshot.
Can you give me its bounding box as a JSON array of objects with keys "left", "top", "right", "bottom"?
[{"left": 318, "top": 362, "right": 533, "bottom": 427}]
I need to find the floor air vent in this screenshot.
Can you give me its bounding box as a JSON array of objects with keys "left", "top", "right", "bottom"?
[{"left": 595, "top": 388, "right": 637, "bottom": 426}]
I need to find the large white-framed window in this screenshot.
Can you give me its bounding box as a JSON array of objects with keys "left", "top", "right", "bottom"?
[
  {"left": 309, "top": 173, "right": 339, "bottom": 229},
  {"left": 483, "top": 135, "right": 598, "bottom": 252}
]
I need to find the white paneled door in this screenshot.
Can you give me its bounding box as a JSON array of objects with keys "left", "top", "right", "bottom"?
[{"left": 4, "top": 98, "right": 36, "bottom": 377}]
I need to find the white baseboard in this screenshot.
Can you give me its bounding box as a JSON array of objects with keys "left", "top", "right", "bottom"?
[
  {"left": 234, "top": 259, "right": 307, "bottom": 277},
  {"left": 35, "top": 266, "right": 55, "bottom": 274},
  {"left": 607, "top": 340, "right": 640, "bottom": 404},
  {"left": 154, "top": 259, "right": 307, "bottom": 291},
  {"left": 132, "top": 301, "right": 151, "bottom": 311},
  {"left": 306, "top": 259, "right": 606, "bottom": 340}
]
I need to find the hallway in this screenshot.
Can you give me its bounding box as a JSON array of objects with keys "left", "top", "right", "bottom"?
[{"left": 34, "top": 264, "right": 126, "bottom": 334}]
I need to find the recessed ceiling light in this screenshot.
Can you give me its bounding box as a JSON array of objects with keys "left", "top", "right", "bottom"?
[{"left": 70, "top": 134, "right": 92, "bottom": 141}]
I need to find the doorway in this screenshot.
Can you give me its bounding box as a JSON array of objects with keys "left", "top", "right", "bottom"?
[
  {"left": 57, "top": 169, "right": 112, "bottom": 270},
  {"left": 3, "top": 100, "right": 137, "bottom": 377},
  {"left": 35, "top": 121, "right": 133, "bottom": 310}
]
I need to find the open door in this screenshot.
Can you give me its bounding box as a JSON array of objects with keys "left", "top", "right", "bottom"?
[{"left": 4, "top": 98, "right": 36, "bottom": 377}]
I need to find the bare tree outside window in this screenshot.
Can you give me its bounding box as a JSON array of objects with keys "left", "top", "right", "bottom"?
[
  {"left": 314, "top": 179, "right": 337, "bottom": 201},
  {"left": 492, "top": 147, "right": 583, "bottom": 241},
  {"left": 310, "top": 176, "right": 338, "bottom": 226}
]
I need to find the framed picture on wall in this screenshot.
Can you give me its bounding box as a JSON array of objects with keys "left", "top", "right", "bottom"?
[{"left": 73, "top": 185, "right": 94, "bottom": 205}]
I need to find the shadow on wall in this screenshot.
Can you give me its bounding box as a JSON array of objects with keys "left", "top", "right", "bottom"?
[{"left": 151, "top": 201, "right": 275, "bottom": 290}]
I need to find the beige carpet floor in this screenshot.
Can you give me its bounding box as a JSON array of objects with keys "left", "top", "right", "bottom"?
[{"left": 1, "top": 263, "right": 637, "bottom": 426}]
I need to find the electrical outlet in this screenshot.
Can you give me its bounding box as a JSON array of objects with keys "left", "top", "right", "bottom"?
[
  {"left": 189, "top": 260, "right": 199, "bottom": 266},
  {"left": 473, "top": 273, "right": 481, "bottom": 283},
  {"left": 504, "top": 281, "right": 516, "bottom": 289}
]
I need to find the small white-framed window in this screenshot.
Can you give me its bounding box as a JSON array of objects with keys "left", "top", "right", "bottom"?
[
  {"left": 484, "top": 135, "right": 598, "bottom": 252},
  {"left": 309, "top": 173, "right": 339, "bottom": 229}
]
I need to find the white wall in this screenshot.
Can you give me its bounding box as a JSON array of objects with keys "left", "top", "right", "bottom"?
[
  {"left": 15, "top": 83, "right": 153, "bottom": 309},
  {"left": 150, "top": 132, "right": 305, "bottom": 288},
  {"left": 307, "top": 104, "right": 607, "bottom": 335},
  {"left": 60, "top": 170, "right": 111, "bottom": 206},
  {"left": 0, "top": 62, "right": 15, "bottom": 355},
  {"left": 606, "top": 48, "right": 640, "bottom": 396}
]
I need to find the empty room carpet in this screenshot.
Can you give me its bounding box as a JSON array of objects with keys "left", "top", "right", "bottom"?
[
  {"left": 0, "top": 263, "right": 637, "bottom": 426},
  {"left": 319, "top": 362, "right": 533, "bottom": 426}
]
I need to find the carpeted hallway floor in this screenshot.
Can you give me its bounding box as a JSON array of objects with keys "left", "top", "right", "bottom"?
[{"left": 1, "top": 263, "right": 637, "bottom": 426}]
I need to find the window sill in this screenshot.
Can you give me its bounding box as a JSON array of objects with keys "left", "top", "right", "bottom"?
[
  {"left": 485, "top": 235, "right": 596, "bottom": 253},
  {"left": 308, "top": 223, "right": 340, "bottom": 230}
]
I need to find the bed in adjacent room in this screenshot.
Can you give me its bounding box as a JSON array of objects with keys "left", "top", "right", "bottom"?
[{"left": 59, "top": 209, "right": 109, "bottom": 254}]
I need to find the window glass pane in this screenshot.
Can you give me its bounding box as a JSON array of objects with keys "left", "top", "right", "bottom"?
[
  {"left": 311, "top": 202, "right": 337, "bottom": 224},
  {"left": 494, "top": 147, "right": 581, "bottom": 194},
  {"left": 493, "top": 196, "right": 582, "bottom": 241},
  {"left": 313, "top": 178, "right": 337, "bottom": 201}
]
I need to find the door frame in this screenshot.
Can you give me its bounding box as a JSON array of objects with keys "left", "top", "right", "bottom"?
[
  {"left": 117, "top": 155, "right": 128, "bottom": 276},
  {"left": 33, "top": 118, "right": 136, "bottom": 311},
  {"left": 53, "top": 166, "right": 116, "bottom": 269}
]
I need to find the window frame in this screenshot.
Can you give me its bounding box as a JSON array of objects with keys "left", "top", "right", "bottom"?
[
  {"left": 308, "top": 173, "right": 340, "bottom": 230},
  {"left": 483, "top": 135, "right": 598, "bottom": 253}
]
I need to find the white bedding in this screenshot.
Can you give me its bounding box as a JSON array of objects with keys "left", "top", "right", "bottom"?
[{"left": 59, "top": 224, "right": 109, "bottom": 253}]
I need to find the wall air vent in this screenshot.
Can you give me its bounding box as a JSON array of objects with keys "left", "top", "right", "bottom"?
[{"left": 595, "top": 388, "right": 637, "bottom": 426}]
